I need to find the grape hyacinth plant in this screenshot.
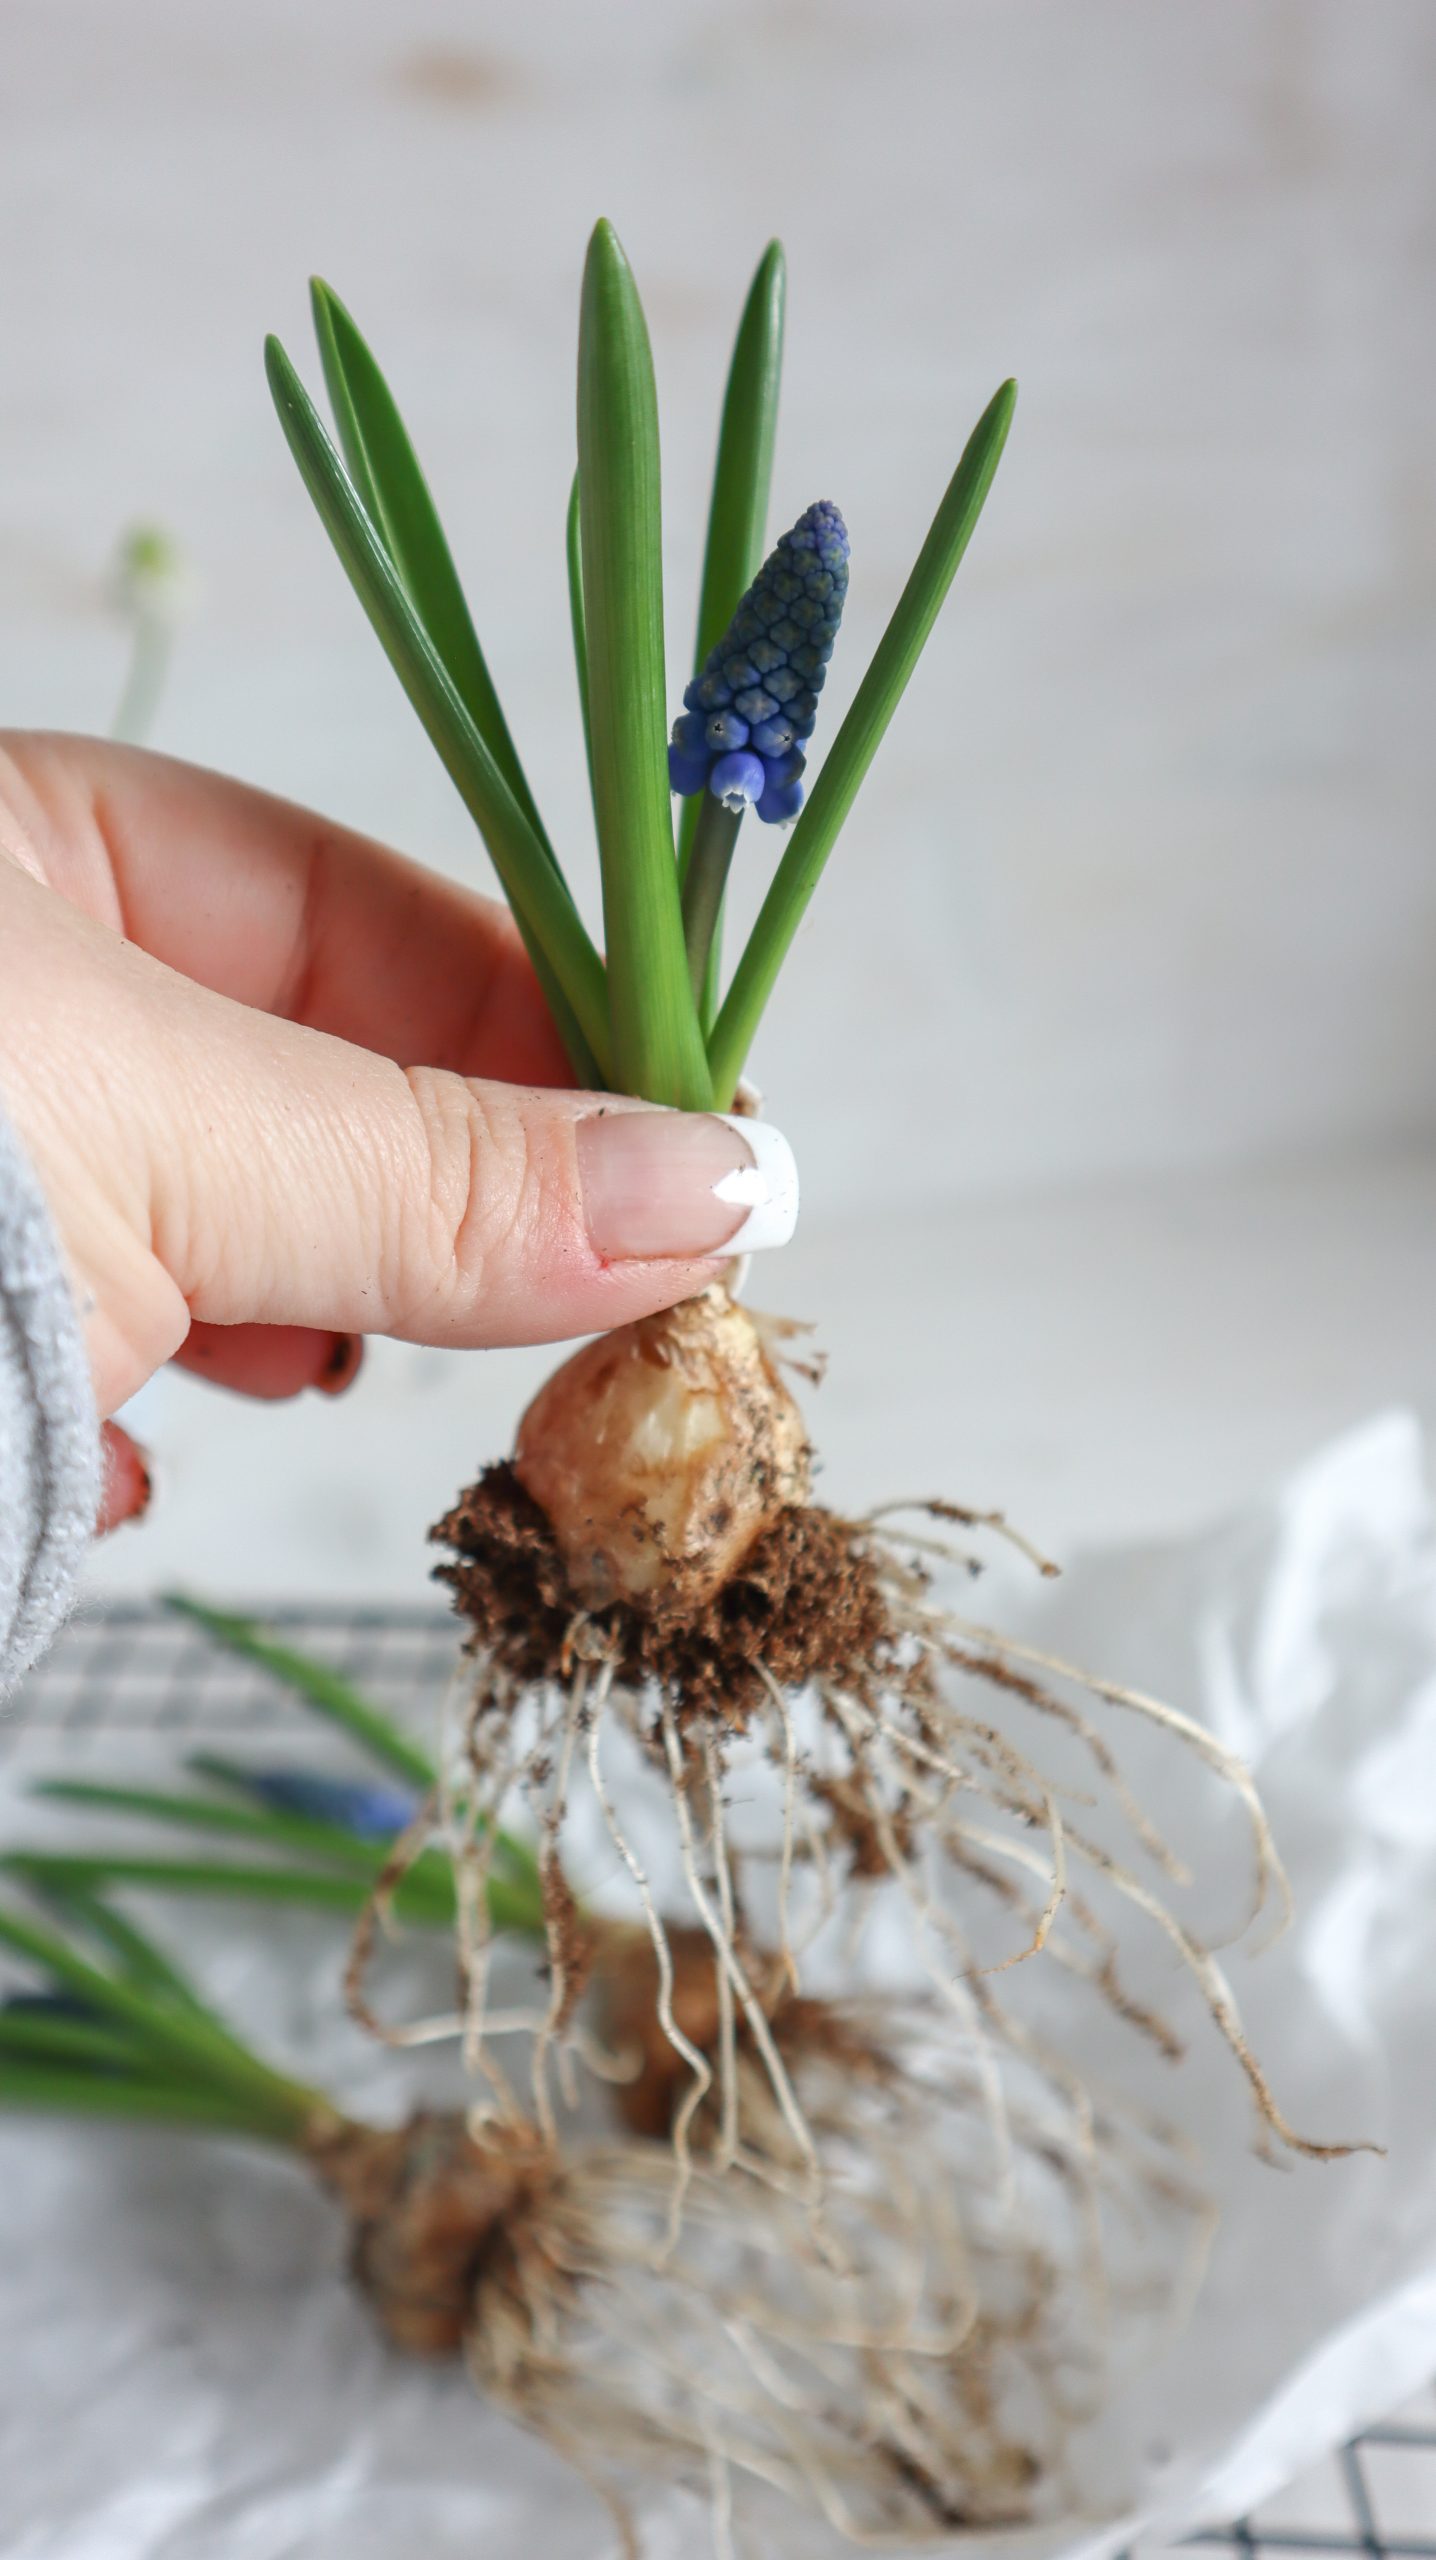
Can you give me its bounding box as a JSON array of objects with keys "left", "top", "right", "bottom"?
[
  {"left": 266, "top": 205, "right": 1352, "bottom": 2269},
  {"left": 3, "top": 1868, "right": 1213, "bottom": 2545},
  {"left": 0, "top": 1621, "right": 1235, "bottom": 2546},
  {"left": 0, "top": 220, "right": 1359, "bottom": 2559}
]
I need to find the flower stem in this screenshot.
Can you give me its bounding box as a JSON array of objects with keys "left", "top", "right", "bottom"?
[
  {"left": 681, "top": 798, "right": 742, "bottom": 1004},
  {"left": 111, "top": 610, "right": 172, "bottom": 747}
]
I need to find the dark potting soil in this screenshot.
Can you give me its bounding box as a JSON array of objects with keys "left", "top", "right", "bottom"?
[{"left": 431, "top": 1464, "right": 892, "bottom": 1722}]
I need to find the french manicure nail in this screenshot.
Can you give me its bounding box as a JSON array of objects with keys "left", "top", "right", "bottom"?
[{"left": 577, "top": 1108, "right": 799, "bottom": 1262}]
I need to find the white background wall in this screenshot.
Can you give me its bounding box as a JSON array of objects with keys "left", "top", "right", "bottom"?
[{"left": 2, "top": 0, "right": 1433, "bottom": 1594}]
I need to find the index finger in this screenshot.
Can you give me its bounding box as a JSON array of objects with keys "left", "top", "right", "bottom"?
[{"left": 0, "top": 732, "right": 576, "bottom": 1087}]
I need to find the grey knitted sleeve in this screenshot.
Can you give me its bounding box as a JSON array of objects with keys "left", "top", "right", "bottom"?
[{"left": 0, "top": 1098, "right": 100, "bottom": 1700}]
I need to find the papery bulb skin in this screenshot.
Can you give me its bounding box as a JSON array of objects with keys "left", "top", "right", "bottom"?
[{"left": 512, "top": 1286, "right": 810, "bottom": 1615}]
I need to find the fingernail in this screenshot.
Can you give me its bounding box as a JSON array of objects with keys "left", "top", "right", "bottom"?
[
  {"left": 577, "top": 1108, "right": 799, "bottom": 1262},
  {"left": 314, "top": 1332, "right": 363, "bottom": 1396},
  {"left": 96, "top": 1422, "right": 153, "bottom": 1535}
]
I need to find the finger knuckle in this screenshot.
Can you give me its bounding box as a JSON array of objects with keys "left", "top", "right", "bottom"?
[{"left": 398, "top": 1068, "right": 558, "bottom": 1327}]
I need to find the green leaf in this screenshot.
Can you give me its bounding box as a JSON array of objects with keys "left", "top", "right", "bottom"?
[
  {"left": 678, "top": 247, "right": 786, "bottom": 1022},
  {"left": 0, "top": 2007, "right": 149, "bottom": 2072},
  {"left": 0, "top": 1897, "right": 319, "bottom": 2135},
  {"left": 1, "top": 1849, "right": 546, "bottom": 1939},
  {"left": 689, "top": 244, "right": 788, "bottom": 674},
  {"left": 309, "top": 280, "right": 553, "bottom": 863},
  {"left": 163, "top": 1595, "right": 437, "bottom": 1788},
  {"left": 43, "top": 1884, "right": 213, "bottom": 2015},
  {"left": 161, "top": 1596, "right": 543, "bottom": 1900},
  {"left": 565, "top": 473, "right": 594, "bottom": 815},
  {"left": 677, "top": 241, "right": 787, "bottom": 1027},
  {"left": 29, "top": 1776, "right": 465, "bottom": 1912},
  {"left": 265, "top": 332, "right": 609, "bottom": 1085},
  {"left": 186, "top": 1750, "right": 536, "bottom": 1894},
  {"left": 577, "top": 222, "right": 710, "bottom": 1107},
  {"left": 708, "top": 379, "right": 1017, "bottom": 1104},
  {"left": 0, "top": 2059, "right": 284, "bottom": 2134}
]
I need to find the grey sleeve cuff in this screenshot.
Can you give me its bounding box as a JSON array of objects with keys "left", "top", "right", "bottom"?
[{"left": 0, "top": 1098, "right": 100, "bottom": 1699}]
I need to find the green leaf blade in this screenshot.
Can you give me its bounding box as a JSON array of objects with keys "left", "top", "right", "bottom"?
[
  {"left": 6, "top": 1850, "right": 448, "bottom": 1922},
  {"left": 678, "top": 241, "right": 787, "bottom": 1026},
  {"left": 708, "top": 379, "right": 1017, "bottom": 1103},
  {"left": 265, "top": 333, "right": 610, "bottom": 1084},
  {"left": 0, "top": 2060, "right": 276, "bottom": 2134},
  {"left": 691, "top": 241, "right": 787, "bottom": 677},
  {"left": 577, "top": 222, "right": 710, "bottom": 1108},
  {"left": 309, "top": 280, "right": 554, "bottom": 860},
  {"left": 565, "top": 473, "right": 595, "bottom": 815},
  {"left": 31, "top": 1773, "right": 426, "bottom": 1877},
  {"left": 0, "top": 2007, "right": 145, "bottom": 2072},
  {"left": 0, "top": 1895, "right": 319, "bottom": 2133},
  {"left": 165, "top": 1595, "right": 437, "bottom": 1788}
]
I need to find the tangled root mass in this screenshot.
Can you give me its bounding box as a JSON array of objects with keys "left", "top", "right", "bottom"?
[{"left": 389, "top": 1297, "right": 1370, "bottom": 2549}]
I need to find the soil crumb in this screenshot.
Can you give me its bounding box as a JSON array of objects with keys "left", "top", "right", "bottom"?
[{"left": 431, "top": 1465, "right": 892, "bottom": 1721}]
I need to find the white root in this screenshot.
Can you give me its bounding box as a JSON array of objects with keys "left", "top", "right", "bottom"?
[
  {"left": 659, "top": 1697, "right": 827, "bottom": 2224},
  {"left": 925, "top": 1603, "right": 1292, "bottom": 1943},
  {"left": 756, "top": 1661, "right": 803, "bottom": 1993},
  {"left": 531, "top": 1667, "right": 586, "bottom": 2144},
  {"left": 586, "top": 1668, "right": 712, "bottom": 2250},
  {"left": 461, "top": 2019, "right": 1211, "bottom": 2556},
  {"left": 864, "top": 1495, "right": 1062, "bottom": 1580}
]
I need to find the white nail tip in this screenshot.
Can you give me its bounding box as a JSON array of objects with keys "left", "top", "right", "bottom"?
[{"left": 712, "top": 1114, "right": 800, "bottom": 1253}]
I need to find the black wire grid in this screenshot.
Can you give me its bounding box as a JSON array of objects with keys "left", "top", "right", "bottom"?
[
  {"left": 6, "top": 1603, "right": 1436, "bottom": 2551},
  {"left": 1172, "top": 2424, "right": 1436, "bottom": 2560},
  {"left": 1, "top": 1595, "right": 459, "bottom": 1761}
]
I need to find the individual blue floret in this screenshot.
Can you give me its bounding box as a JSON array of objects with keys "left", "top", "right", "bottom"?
[
  {"left": 667, "top": 744, "right": 710, "bottom": 795},
  {"left": 247, "top": 1768, "right": 420, "bottom": 1839},
  {"left": 756, "top": 776, "right": 804, "bottom": 826},
  {"left": 710, "top": 749, "right": 767, "bottom": 812},
  {"left": 669, "top": 499, "right": 848, "bottom": 824}
]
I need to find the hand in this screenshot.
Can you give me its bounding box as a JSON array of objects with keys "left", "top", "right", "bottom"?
[{"left": 0, "top": 734, "right": 794, "bottom": 1452}]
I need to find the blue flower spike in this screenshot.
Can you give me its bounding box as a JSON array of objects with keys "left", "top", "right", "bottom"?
[
  {"left": 247, "top": 1768, "right": 421, "bottom": 1841},
  {"left": 669, "top": 499, "right": 849, "bottom": 826}
]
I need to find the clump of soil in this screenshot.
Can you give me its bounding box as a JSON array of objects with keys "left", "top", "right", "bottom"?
[{"left": 431, "top": 1465, "right": 893, "bottom": 1721}]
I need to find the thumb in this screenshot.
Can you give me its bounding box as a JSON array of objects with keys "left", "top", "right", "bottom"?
[{"left": 149, "top": 993, "right": 799, "bottom": 1352}]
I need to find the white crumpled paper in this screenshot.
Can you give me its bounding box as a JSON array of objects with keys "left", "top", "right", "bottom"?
[{"left": 3, "top": 1412, "right": 1436, "bottom": 2560}]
